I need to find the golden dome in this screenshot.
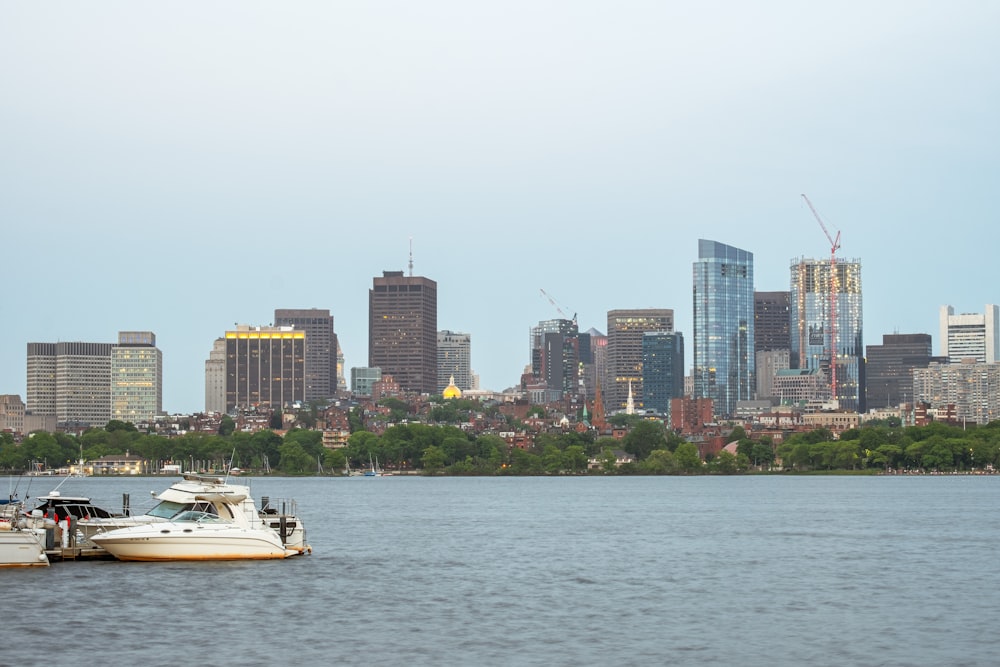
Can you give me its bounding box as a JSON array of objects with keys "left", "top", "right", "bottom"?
[{"left": 443, "top": 375, "right": 462, "bottom": 399}]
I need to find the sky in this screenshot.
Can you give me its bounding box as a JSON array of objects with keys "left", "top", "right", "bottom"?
[{"left": 2, "top": 2, "right": 999, "bottom": 414}]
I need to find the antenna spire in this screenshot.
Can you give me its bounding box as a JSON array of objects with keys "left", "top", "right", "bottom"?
[{"left": 408, "top": 237, "right": 414, "bottom": 276}]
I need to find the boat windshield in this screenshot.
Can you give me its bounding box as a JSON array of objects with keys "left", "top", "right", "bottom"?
[
  {"left": 146, "top": 501, "right": 217, "bottom": 519},
  {"left": 173, "top": 511, "right": 226, "bottom": 523}
]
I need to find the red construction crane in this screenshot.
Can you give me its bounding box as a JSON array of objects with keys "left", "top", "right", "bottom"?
[
  {"left": 539, "top": 288, "right": 576, "bottom": 323},
  {"left": 802, "top": 194, "right": 841, "bottom": 405}
]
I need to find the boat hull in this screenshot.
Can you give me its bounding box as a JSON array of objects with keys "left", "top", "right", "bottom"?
[
  {"left": 91, "top": 524, "right": 299, "bottom": 561},
  {"left": 0, "top": 528, "right": 49, "bottom": 567}
]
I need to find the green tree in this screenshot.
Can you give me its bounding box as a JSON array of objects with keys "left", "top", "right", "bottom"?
[
  {"left": 714, "top": 449, "right": 739, "bottom": 474},
  {"left": 564, "top": 445, "right": 588, "bottom": 473},
  {"left": 674, "top": 442, "right": 702, "bottom": 473},
  {"left": 277, "top": 440, "right": 312, "bottom": 474},
  {"left": 644, "top": 449, "right": 676, "bottom": 474},
  {"left": 422, "top": 445, "right": 446, "bottom": 473},
  {"left": 219, "top": 415, "right": 236, "bottom": 436},
  {"left": 622, "top": 421, "right": 666, "bottom": 460}
]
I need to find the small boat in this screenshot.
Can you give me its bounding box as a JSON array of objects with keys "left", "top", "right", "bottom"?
[
  {"left": 364, "top": 454, "right": 384, "bottom": 477},
  {"left": 90, "top": 489, "right": 309, "bottom": 562},
  {"left": 0, "top": 500, "right": 49, "bottom": 567}
]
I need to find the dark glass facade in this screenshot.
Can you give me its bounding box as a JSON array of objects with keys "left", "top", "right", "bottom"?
[{"left": 642, "top": 332, "right": 684, "bottom": 416}]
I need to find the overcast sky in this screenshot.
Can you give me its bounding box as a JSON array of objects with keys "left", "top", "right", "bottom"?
[{"left": 2, "top": 2, "right": 998, "bottom": 414}]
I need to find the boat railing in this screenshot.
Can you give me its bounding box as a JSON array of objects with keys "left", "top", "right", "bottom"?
[{"left": 258, "top": 496, "right": 298, "bottom": 517}]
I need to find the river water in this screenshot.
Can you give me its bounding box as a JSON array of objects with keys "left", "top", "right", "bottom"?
[{"left": 3, "top": 474, "right": 997, "bottom": 666}]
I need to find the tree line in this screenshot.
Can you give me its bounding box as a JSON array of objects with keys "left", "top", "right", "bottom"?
[{"left": 2, "top": 414, "right": 999, "bottom": 475}]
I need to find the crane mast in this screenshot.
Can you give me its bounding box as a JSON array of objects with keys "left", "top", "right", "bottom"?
[{"left": 801, "top": 194, "right": 841, "bottom": 405}]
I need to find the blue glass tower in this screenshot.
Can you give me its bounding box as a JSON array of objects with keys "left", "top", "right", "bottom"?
[{"left": 693, "top": 239, "right": 755, "bottom": 417}]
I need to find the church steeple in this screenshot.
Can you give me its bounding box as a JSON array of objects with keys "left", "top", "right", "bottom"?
[{"left": 626, "top": 380, "right": 635, "bottom": 415}]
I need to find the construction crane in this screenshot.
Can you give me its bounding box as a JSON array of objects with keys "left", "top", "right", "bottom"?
[
  {"left": 539, "top": 288, "right": 576, "bottom": 323},
  {"left": 801, "top": 194, "right": 841, "bottom": 405}
]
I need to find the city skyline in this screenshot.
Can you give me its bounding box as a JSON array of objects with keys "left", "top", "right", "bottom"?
[{"left": 2, "top": 3, "right": 999, "bottom": 413}]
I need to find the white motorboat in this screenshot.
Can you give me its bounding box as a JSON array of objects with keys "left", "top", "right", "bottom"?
[
  {"left": 0, "top": 502, "right": 49, "bottom": 567},
  {"left": 29, "top": 473, "right": 308, "bottom": 555},
  {"left": 90, "top": 473, "right": 312, "bottom": 560},
  {"left": 90, "top": 490, "right": 309, "bottom": 562}
]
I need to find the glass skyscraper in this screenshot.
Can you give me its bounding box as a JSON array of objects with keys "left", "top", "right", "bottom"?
[
  {"left": 692, "top": 239, "right": 755, "bottom": 417},
  {"left": 790, "top": 257, "right": 864, "bottom": 411},
  {"left": 642, "top": 331, "right": 684, "bottom": 417}
]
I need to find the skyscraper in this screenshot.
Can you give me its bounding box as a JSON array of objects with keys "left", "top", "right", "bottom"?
[
  {"left": 205, "top": 338, "right": 227, "bottom": 414},
  {"left": 369, "top": 270, "right": 438, "bottom": 395},
  {"left": 939, "top": 305, "right": 1000, "bottom": 364},
  {"left": 606, "top": 309, "right": 673, "bottom": 412},
  {"left": 754, "top": 291, "right": 791, "bottom": 352},
  {"left": 692, "top": 239, "right": 755, "bottom": 417},
  {"left": 790, "top": 256, "right": 864, "bottom": 412},
  {"left": 529, "top": 318, "right": 579, "bottom": 400},
  {"left": 438, "top": 330, "right": 472, "bottom": 394},
  {"left": 224, "top": 325, "right": 305, "bottom": 412},
  {"left": 111, "top": 331, "right": 163, "bottom": 424},
  {"left": 642, "top": 331, "right": 684, "bottom": 417},
  {"left": 274, "top": 308, "right": 337, "bottom": 403}
]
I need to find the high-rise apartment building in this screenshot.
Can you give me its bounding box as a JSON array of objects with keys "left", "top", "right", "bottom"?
[
  {"left": 274, "top": 308, "right": 337, "bottom": 403},
  {"left": 369, "top": 270, "right": 438, "bottom": 395},
  {"left": 693, "top": 240, "right": 755, "bottom": 418},
  {"left": 438, "top": 330, "right": 472, "bottom": 394},
  {"left": 224, "top": 325, "right": 305, "bottom": 412},
  {"left": 26, "top": 341, "right": 114, "bottom": 428},
  {"left": 865, "top": 333, "right": 934, "bottom": 409},
  {"left": 790, "top": 256, "right": 864, "bottom": 412},
  {"left": 606, "top": 309, "right": 673, "bottom": 412},
  {"left": 111, "top": 331, "right": 163, "bottom": 424},
  {"left": 939, "top": 305, "right": 1000, "bottom": 364},
  {"left": 913, "top": 360, "right": 1000, "bottom": 424},
  {"left": 642, "top": 332, "right": 684, "bottom": 417}
]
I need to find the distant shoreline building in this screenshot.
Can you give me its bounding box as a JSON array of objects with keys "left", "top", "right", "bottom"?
[
  {"left": 369, "top": 270, "right": 438, "bottom": 395},
  {"left": 790, "top": 256, "right": 864, "bottom": 412},
  {"left": 693, "top": 240, "right": 755, "bottom": 417},
  {"left": 438, "top": 330, "right": 472, "bottom": 394},
  {"left": 939, "top": 305, "right": 999, "bottom": 364},
  {"left": 223, "top": 325, "right": 305, "bottom": 412},
  {"left": 275, "top": 308, "right": 337, "bottom": 404},
  {"left": 606, "top": 309, "right": 674, "bottom": 413}
]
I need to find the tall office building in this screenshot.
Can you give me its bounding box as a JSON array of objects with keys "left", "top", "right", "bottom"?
[
  {"left": 692, "top": 240, "right": 755, "bottom": 418},
  {"left": 369, "top": 270, "right": 438, "bottom": 394},
  {"left": 529, "top": 318, "right": 579, "bottom": 400},
  {"left": 224, "top": 325, "right": 305, "bottom": 412},
  {"left": 606, "top": 309, "right": 673, "bottom": 412},
  {"left": 205, "top": 338, "right": 227, "bottom": 414},
  {"left": 864, "top": 333, "right": 934, "bottom": 409},
  {"left": 790, "top": 256, "right": 864, "bottom": 412},
  {"left": 274, "top": 308, "right": 336, "bottom": 403},
  {"left": 642, "top": 332, "right": 684, "bottom": 417},
  {"left": 939, "top": 305, "right": 1000, "bottom": 364},
  {"left": 438, "top": 330, "right": 472, "bottom": 394},
  {"left": 26, "top": 341, "right": 114, "bottom": 428},
  {"left": 754, "top": 291, "right": 791, "bottom": 352},
  {"left": 111, "top": 331, "right": 163, "bottom": 424}
]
